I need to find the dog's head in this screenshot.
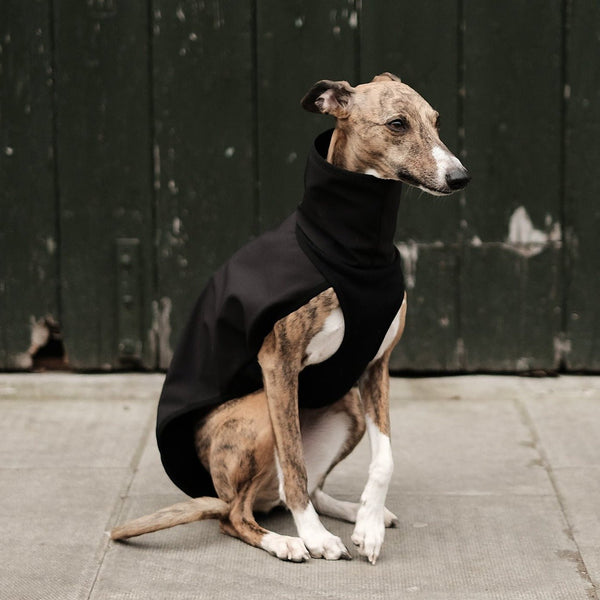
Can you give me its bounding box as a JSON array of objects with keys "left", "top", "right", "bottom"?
[{"left": 302, "top": 73, "right": 470, "bottom": 195}]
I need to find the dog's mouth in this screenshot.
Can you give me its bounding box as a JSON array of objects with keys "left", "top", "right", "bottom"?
[
  {"left": 397, "top": 171, "right": 454, "bottom": 196},
  {"left": 397, "top": 170, "right": 470, "bottom": 196}
]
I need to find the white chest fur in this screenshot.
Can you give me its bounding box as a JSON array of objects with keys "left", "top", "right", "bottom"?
[{"left": 302, "top": 305, "right": 402, "bottom": 368}]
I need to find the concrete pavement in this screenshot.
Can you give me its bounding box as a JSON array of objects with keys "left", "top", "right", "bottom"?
[{"left": 1, "top": 373, "right": 599, "bottom": 599}]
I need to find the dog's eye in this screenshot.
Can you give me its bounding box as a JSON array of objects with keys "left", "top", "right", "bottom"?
[{"left": 387, "top": 118, "right": 408, "bottom": 133}]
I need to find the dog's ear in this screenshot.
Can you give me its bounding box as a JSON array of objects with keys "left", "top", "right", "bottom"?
[
  {"left": 371, "top": 72, "right": 402, "bottom": 83},
  {"left": 301, "top": 80, "right": 355, "bottom": 118}
]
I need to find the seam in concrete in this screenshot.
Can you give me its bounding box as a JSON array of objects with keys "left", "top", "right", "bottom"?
[
  {"left": 513, "top": 396, "right": 599, "bottom": 600},
  {"left": 85, "top": 406, "right": 157, "bottom": 600}
]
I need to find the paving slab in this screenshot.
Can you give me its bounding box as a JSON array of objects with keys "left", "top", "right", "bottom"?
[
  {"left": 517, "top": 377, "right": 600, "bottom": 591},
  {"left": 0, "top": 374, "right": 598, "bottom": 600}
]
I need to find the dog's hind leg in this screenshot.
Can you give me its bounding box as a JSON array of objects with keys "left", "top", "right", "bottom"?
[
  {"left": 199, "top": 391, "right": 310, "bottom": 562},
  {"left": 302, "top": 389, "right": 398, "bottom": 528},
  {"left": 222, "top": 477, "right": 311, "bottom": 563},
  {"left": 301, "top": 387, "right": 365, "bottom": 495}
]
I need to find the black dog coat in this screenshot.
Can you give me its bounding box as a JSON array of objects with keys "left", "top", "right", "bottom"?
[{"left": 157, "top": 129, "right": 405, "bottom": 498}]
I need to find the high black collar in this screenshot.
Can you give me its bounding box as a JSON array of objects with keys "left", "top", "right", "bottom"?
[{"left": 297, "top": 129, "right": 403, "bottom": 268}]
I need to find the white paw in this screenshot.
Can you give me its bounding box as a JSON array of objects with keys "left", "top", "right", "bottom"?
[
  {"left": 383, "top": 506, "right": 399, "bottom": 528},
  {"left": 352, "top": 507, "right": 386, "bottom": 564},
  {"left": 261, "top": 533, "right": 310, "bottom": 562},
  {"left": 304, "top": 531, "right": 351, "bottom": 560}
]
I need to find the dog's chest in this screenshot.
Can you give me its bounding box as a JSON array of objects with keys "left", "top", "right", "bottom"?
[{"left": 303, "top": 306, "right": 401, "bottom": 368}]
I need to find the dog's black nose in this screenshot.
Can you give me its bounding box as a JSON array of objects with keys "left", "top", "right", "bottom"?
[{"left": 446, "top": 167, "right": 471, "bottom": 191}]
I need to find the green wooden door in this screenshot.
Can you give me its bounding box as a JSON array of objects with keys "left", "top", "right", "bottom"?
[{"left": 1, "top": 0, "right": 599, "bottom": 372}]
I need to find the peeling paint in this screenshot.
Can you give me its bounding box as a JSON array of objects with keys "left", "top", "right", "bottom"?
[
  {"left": 172, "top": 217, "right": 182, "bottom": 235},
  {"left": 294, "top": 16, "right": 304, "bottom": 28},
  {"left": 454, "top": 338, "right": 465, "bottom": 367},
  {"left": 12, "top": 316, "right": 53, "bottom": 370},
  {"left": 506, "top": 206, "right": 561, "bottom": 257},
  {"left": 168, "top": 179, "right": 179, "bottom": 194},
  {"left": 471, "top": 235, "right": 482, "bottom": 247},
  {"left": 176, "top": 5, "right": 186, "bottom": 21},
  {"left": 397, "top": 241, "right": 418, "bottom": 289},
  {"left": 150, "top": 298, "right": 173, "bottom": 369},
  {"left": 153, "top": 143, "right": 161, "bottom": 190},
  {"left": 554, "top": 334, "right": 571, "bottom": 366},
  {"left": 224, "top": 146, "right": 235, "bottom": 158},
  {"left": 348, "top": 11, "right": 358, "bottom": 28},
  {"left": 46, "top": 237, "right": 56, "bottom": 255}
]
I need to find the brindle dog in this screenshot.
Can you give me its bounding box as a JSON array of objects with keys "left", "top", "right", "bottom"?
[{"left": 111, "top": 73, "right": 470, "bottom": 564}]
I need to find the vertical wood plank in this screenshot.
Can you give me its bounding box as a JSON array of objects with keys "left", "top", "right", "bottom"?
[
  {"left": 564, "top": 0, "right": 600, "bottom": 370},
  {"left": 0, "top": 1, "right": 59, "bottom": 369},
  {"left": 461, "top": 1, "right": 563, "bottom": 370},
  {"left": 256, "top": 0, "right": 358, "bottom": 231},
  {"left": 153, "top": 1, "right": 255, "bottom": 365},
  {"left": 54, "top": 0, "right": 154, "bottom": 369},
  {"left": 361, "top": 0, "right": 462, "bottom": 370}
]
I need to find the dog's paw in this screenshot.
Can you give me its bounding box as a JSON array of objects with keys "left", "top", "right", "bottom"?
[
  {"left": 305, "top": 531, "right": 351, "bottom": 561},
  {"left": 352, "top": 506, "right": 386, "bottom": 564},
  {"left": 261, "top": 533, "right": 310, "bottom": 562},
  {"left": 383, "top": 506, "right": 399, "bottom": 528}
]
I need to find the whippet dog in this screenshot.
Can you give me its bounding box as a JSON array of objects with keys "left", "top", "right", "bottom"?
[{"left": 111, "top": 73, "right": 470, "bottom": 564}]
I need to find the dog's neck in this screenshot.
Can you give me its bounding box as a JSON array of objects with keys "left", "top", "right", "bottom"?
[{"left": 297, "top": 130, "right": 403, "bottom": 267}]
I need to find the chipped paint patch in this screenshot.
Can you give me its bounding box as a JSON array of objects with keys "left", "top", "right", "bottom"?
[
  {"left": 554, "top": 334, "right": 571, "bottom": 366},
  {"left": 150, "top": 298, "right": 173, "bottom": 369},
  {"left": 224, "top": 146, "right": 235, "bottom": 158},
  {"left": 46, "top": 237, "right": 56, "bottom": 255},
  {"left": 506, "top": 206, "right": 561, "bottom": 257},
  {"left": 11, "top": 316, "right": 53, "bottom": 370},
  {"left": 397, "top": 241, "right": 418, "bottom": 289}
]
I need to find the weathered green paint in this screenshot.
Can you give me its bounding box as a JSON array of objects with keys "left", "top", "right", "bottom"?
[
  {"left": 152, "top": 0, "right": 256, "bottom": 367},
  {"left": 361, "top": 0, "right": 461, "bottom": 371},
  {"left": 1, "top": 1, "right": 598, "bottom": 373},
  {"left": 564, "top": 0, "right": 600, "bottom": 369},
  {"left": 256, "top": 0, "right": 358, "bottom": 232},
  {"left": 53, "top": 0, "right": 154, "bottom": 369},
  {"left": 0, "top": 1, "right": 58, "bottom": 369},
  {"left": 461, "top": 0, "right": 564, "bottom": 370}
]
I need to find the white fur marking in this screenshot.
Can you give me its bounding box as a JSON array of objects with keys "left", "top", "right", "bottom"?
[
  {"left": 352, "top": 415, "right": 394, "bottom": 564},
  {"left": 432, "top": 145, "right": 464, "bottom": 187},
  {"left": 274, "top": 452, "right": 286, "bottom": 503},
  {"left": 364, "top": 168, "right": 382, "bottom": 179},
  {"left": 304, "top": 307, "right": 344, "bottom": 366},
  {"left": 261, "top": 532, "right": 310, "bottom": 562},
  {"left": 300, "top": 409, "right": 352, "bottom": 493},
  {"left": 312, "top": 489, "right": 399, "bottom": 527},
  {"left": 371, "top": 308, "right": 401, "bottom": 364},
  {"left": 292, "top": 503, "right": 349, "bottom": 560}
]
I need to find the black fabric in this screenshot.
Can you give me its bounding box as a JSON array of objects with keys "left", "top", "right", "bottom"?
[{"left": 156, "top": 129, "right": 405, "bottom": 498}]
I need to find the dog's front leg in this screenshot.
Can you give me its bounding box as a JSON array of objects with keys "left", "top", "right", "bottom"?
[
  {"left": 258, "top": 313, "right": 350, "bottom": 561},
  {"left": 352, "top": 354, "right": 394, "bottom": 564}
]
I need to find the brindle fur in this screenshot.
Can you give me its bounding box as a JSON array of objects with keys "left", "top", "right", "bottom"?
[{"left": 110, "top": 73, "right": 469, "bottom": 563}]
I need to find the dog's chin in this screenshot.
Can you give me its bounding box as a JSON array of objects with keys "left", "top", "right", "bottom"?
[{"left": 417, "top": 184, "right": 454, "bottom": 197}]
